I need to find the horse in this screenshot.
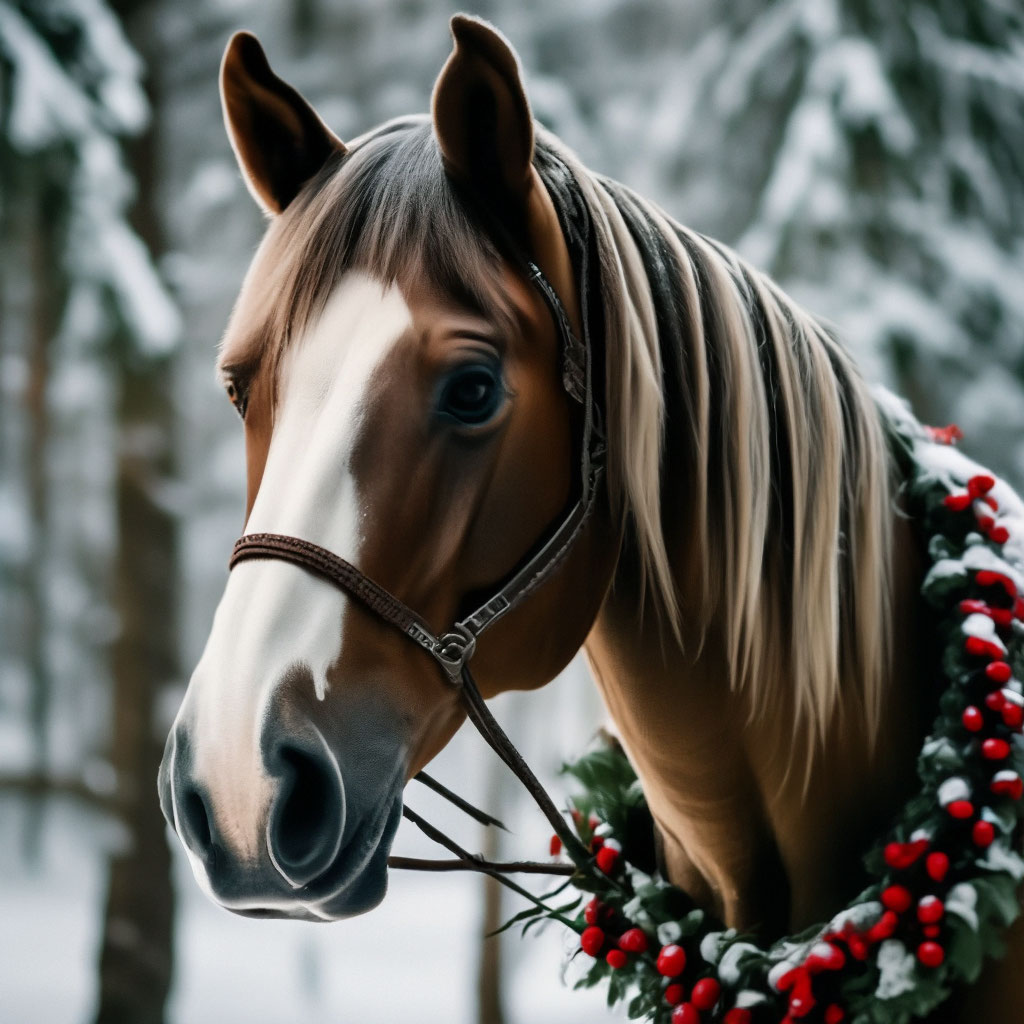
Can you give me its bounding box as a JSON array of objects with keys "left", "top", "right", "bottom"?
[{"left": 157, "top": 16, "right": 1023, "bottom": 1020}]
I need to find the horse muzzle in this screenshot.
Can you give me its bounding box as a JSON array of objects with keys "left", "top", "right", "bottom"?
[{"left": 157, "top": 690, "right": 408, "bottom": 921}]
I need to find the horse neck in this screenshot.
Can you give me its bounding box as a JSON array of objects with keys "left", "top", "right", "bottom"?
[
  {"left": 578, "top": 226, "right": 934, "bottom": 928},
  {"left": 587, "top": 492, "right": 929, "bottom": 935}
]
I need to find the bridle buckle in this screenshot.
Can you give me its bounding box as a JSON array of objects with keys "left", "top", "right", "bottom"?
[{"left": 433, "top": 626, "right": 477, "bottom": 683}]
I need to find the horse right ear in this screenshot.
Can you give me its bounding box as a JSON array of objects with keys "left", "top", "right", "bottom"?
[
  {"left": 431, "top": 16, "right": 534, "bottom": 213},
  {"left": 220, "top": 32, "right": 346, "bottom": 215}
]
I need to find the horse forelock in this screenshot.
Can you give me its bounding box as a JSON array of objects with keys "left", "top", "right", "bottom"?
[
  {"left": 539, "top": 132, "right": 895, "bottom": 766},
  {"left": 217, "top": 117, "right": 516, "bottom": 391}
]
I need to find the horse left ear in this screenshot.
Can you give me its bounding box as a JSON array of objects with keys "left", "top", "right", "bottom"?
[
  {"left": 432, "top": 15, "right": 534, "bottom": 215},
  {"left": 220, "top": 31, "right": 346, "bottom": 215}
]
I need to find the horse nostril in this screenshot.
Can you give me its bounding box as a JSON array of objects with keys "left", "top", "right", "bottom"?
[
  {"left": 268, "top": 743, "right": 344, "bottom": 888},
  {"left": 178, "top": 785, "right": 215, "bottom": 860}
]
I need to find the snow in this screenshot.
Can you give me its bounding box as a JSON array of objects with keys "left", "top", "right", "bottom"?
[
  {"left": 710, "top": 3, "right": 801, "bottom": 121},
  {"left": 739, "top": 90, "right": 839, "bottom": 267},
  {"left": 832, "top": 38, "right": 915, "bottom": 151},
  {"left": 0, "top": 4, "right": 94, "bottom": 150},
  {"left": 961, "top": 613, "right": 1006, "bottom": 651},
  {"left": 937, "top": 777, "right": 972, "bottom": 806},
  {"left": 945, "top": 883, "right": 979, "bottom": 931},
  {"left": 828, "top": 900, "right": 884, "bottom": 933},
  {"left": 735, "top": 988, "right": 769, "bottom": 1008},
  {"left": 874, "top": 939, "right": 916, "bottom": 999},
  {"left": 978, "top": 843, "right": 1024, "bottom": 883},
  {"left": 716, "top": 941, "right": 761, "bottom": 985}
]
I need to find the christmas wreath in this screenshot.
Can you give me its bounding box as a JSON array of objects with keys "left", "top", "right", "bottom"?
[{"left": 515, "top": 401, "right": 1024, "bottom": 1024}]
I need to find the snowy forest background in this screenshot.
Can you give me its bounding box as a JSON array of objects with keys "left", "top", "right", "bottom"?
[{"left": 1, "top": 1, "right": 1022, "bottom": 1022}]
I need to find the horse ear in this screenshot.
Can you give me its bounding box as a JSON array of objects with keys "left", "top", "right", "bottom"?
[
  {"left": 220, "top": 31, "right": 346, "bottom": 215},
  {"left": 431, "top": 15, "right": 534, "bottom": 208}
]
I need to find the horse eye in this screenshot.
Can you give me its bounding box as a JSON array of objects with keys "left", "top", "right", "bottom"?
[
  {"left": 224, "top": 379, "right": 247, "bottom": 418},
  {"left": 438, "top": 364, "right": 504, "bottom": 426}
]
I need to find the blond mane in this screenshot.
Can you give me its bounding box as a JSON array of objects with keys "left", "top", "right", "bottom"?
[{"left": 540, "top": 130, "right": 895, "bottom": 748}]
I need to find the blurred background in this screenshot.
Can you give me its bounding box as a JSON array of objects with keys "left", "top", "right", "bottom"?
[{"left": 1, "top": 1, "right": 1022, "bottom": 1022}]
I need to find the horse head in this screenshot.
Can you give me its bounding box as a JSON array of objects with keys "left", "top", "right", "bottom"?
[{"left": 158, "top": 17, "right": 616, "bottom": 921}]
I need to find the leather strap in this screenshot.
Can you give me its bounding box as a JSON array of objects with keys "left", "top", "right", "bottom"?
[{"left": 230, "top": 533, "right": 443, "bottom": 660}]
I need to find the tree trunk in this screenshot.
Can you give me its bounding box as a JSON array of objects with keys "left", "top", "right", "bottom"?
[
  {"left": 476, "top": 755, "right": 508, "bottom": 1024},
  {"left": 25, "top": 175, "right": 57, "bottom": 777},
  {"left": 93, "top": 3, "right": 178, "bottom": 1021}
]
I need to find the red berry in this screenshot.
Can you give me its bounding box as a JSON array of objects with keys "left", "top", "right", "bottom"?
[
  {"left": 883, "top": 839, "right": 928, "bottom": 869},
  {"left": 618, "top": 928, "right": 649, "bottom": 954},
  {"left": 991, "top": 772, "right": 1024, "bottom": 800},
  {"left": 978, "top": 513, "right": 996, "bottom": 533},
  {"left": 968, "top": 474, "right": 996, "bottom": 497},
  {"left": 606, "top": 949, "right": 628, "bottom": 969},
  {"left": 805, "top": 943, "right": 845, "bottom": 972},
  {"left": 922, "top": 924, "right": 942, "bottom": 938},
  {"left": 961, "top": 706, "right": 984, "bottom": 731},
  {"left": 881, "top": 885, "right": 913, "bottom": 913},
  {"left": 825, "top": 1006, "right": 845, "bottom": 1024},
  {"left": 929, "top": 424, "right": 963, "bottom": 445},
  {"left": 917, "top": 896, "right": 944, "bottom": 924},
  {"left": 986, "top": 661, "right": 1012, "bottom": 683},
  {"left": 982, "top": 738, "right": 1011, "bottom": 760},
  {"left": 690, "top": 978, "right": 721, "bottom": 1011},
  {"left": 990, "top": 526, "right": 1010, "bottom": 545},
  {"left": 787, "top": 971, "right": 815, "bottom": 1015},
  {"left": 977, "top": 570, "right": 1017, "bottom": 598},
  {"left": 671, "top": 1004, "right": 699, "bottom": 1024},
  {"left": 990, "top": 606, "right": 1014, "bottom": 626},
  {"left": 664, "top": 984, "right": 685, "bottom": 1007},
  {"left": 973, "top": 820, "right": 996, "bottom": 848},
  {"left": 724, "top": 1011, "right": 753, "bottom": 1024},
  {"left": 926, "top": 852, "right": 950, "bottom": 882},
  {"left": 917, "top": 941, "right": 945, "bottom": 968},
  {"left": 984, "top": 494, "right": 999, "bottom": 511},
  {"left": 580, "top": 926, "right": 605, "bottom": 957},
  {"left": 947, "top": 799, "right": 974, "bottom": 819},
  {"left": 549, "top": 834, "right": 562, "bottom": 856},
  {"left": 867, "top": 910, "right": 899, "bottom": 942},
  {"left": 966, "top": 636, "right": 1003, "bottom": 659},
  {"left": 944, "top": 493, "right": 972, "bottom": 511},
  {"left": 584, "top": 898, "right": 604, "bottom": 926},
  {"left": 960, "top": 599, "right": 988, "bottom": 615},
  {"left": 1003, "top": 704, "right": 1024, "bottom": 730},
  {"left": 657, "top": 944, "right": 687, "bottom": 978},
  {"left": 986, "top": 690, "right": 1007, "bottom": 711},
  {"left": 595, "top": 845, "right": 620, "bottom": 874}
]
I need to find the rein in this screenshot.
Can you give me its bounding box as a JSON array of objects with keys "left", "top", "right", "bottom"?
[{"left": 228, "top": 163, "right": 605, "bottom": 881}]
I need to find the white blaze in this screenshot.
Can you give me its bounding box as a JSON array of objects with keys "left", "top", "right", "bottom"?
[{"left": 177, "top": 273, "right": 412, "bottom": 862}]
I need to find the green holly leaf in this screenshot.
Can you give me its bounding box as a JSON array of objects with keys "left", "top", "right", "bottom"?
[{"left": 946, "top": 918, "right": 984, "bottom": 983}]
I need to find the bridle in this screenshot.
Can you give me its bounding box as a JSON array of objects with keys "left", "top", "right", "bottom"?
[{"left": 228, "top": 163, "right": 606, "bottom": 873}]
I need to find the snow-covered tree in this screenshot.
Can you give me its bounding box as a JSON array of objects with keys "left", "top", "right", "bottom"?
[
  {"left": 0, "top": 0, "right": 178, "bottom": 775},
  {"left": 640, "top": 0, "right": 1024, "bottom": 485}
]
